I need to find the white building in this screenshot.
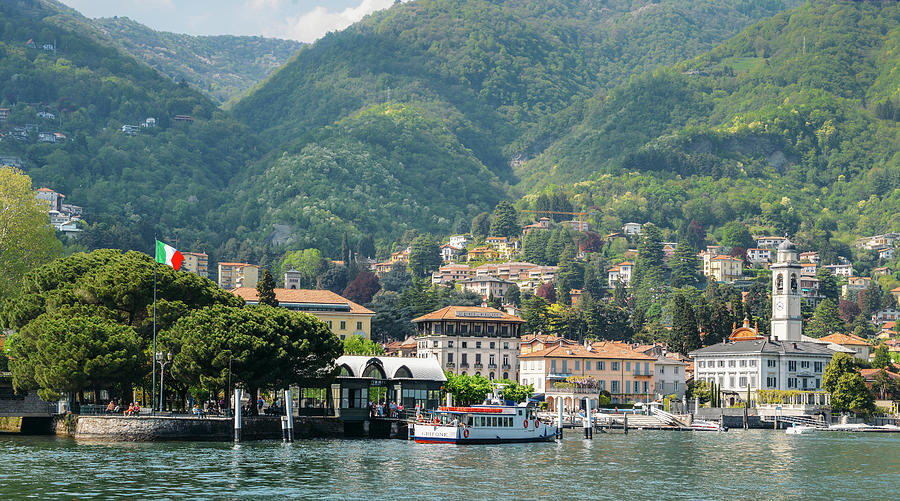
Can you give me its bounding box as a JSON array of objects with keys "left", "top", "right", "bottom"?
[
  {"left": 607, "top": 261, "right": 634, "bottom": 287},
  {"left": 691, "top": 240, "right": 835, "bottom": 396},
  {"left": 623, "top": 222, "right": 643, "bottom": 235},
  {"left": 747, "top": 248, "right": 771, "bottom": 264},
  {"left": 413, "top": 306, "right": 524, "bottom": 381},
  {"left": 824, "top": 263, "right": 853, "bottom": 277},
  {"left": 654, "top": 356, "right": 687, "bottom": 400},
  {"left": 448, "top": 235, "right": 473, "bottom": 248}
]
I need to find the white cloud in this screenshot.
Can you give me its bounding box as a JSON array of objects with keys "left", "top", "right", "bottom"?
[{"left": 272, "top": 0, "right": 408, "bottom": 42}]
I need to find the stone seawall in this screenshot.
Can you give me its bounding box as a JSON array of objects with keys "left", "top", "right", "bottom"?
[{"left": 72, "top": 415, "right": 344, "bottom": 441}]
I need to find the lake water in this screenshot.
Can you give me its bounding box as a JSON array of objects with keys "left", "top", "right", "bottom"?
[{"left": 2, "top": 430, "right": 898, "bottom": 499}]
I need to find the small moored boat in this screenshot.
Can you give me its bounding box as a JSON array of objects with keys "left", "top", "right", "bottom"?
[{"left": 786, "top": 424, "right": 817, "bottom": 435}]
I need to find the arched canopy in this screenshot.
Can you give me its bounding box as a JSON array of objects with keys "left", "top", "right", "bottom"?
[
  {"left": 362, "top": 360, "right": 386, "bottom": 379},
  {"left": 394, "top": 365, "right": 412, "bottom": 379},
  {"left": 337, "top": 364, "right": 353, "bottom": 377}
]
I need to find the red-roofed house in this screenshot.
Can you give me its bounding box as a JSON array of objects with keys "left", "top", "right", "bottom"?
[{"left": 819, "top": 333, "right": 871, "bottom": 361}]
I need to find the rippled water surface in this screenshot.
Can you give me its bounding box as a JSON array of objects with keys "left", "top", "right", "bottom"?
[{"left": 2, "top": 430, "right": 899, "bottom": 499}]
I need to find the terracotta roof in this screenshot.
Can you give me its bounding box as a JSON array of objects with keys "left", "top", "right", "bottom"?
[
  {"left": 218, "top": 262, "right": 256, "bottom": 267},
  {"left": 411, "top": 305, "right": 523, "bottom": 323},
  {"left": 819, "top": 333, "right": 870, "bottom": 346},
  {"left": 859, "top": 368, "right": 900, "bottom": 380},
  {"left": 36, "top": 187, "right": 54, "bottom": 192},
  {"left": 230, "top": 287, "right": 374, "bottom": 314},
  {"left": 520, "top": 334, "right": 575, "bottom": 345},
  {"left": 883, "top": 321, "right": 896, "bottom": 330},
  {"left": 521, "top": 341, "right": 655, "bottom": 360}
]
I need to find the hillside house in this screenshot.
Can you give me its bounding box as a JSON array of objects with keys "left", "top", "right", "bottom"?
[
  {"left": 755, "top": 236, "right": 787, "bottom": 248},
  {"left": 467, "top": 246, "right": 499, "bottom": 262},
  {"left": 143, "top": 117, "right": 157, "bottom": 127},
  {"left": 440, "top": 243, "right": 462, "bottom": 262},
  {"left": 217, "top": 262, "right": 259, "bottom": 289},
  {"left": 873, "top": 308, "right": 900, "bottom": 324},
  {"left": 843, "top": 277, "right": 871, "bottom": 299},
  {"left": 857, "top": 233, "right": 898, "bottom": 250},
  {"left": 879, "top": 247, "right": 895, "bottom": 260},
  {"left": 448, "top": 235, "right": 473, "bottom": 248},
  {"left": 622, "top": 222, "right": 642, "bottom": 235},
  {"left": 800, "top": 263, "right": 817, "bottom": 277},
  {"left": 873, "top": 266, "right": 893, "bottom": 277},
  {"left": 522, "top": 217, "right": 550, "bottom": 236},
  {"left": 460, "top": 276, "right": 514, "bottom": 299},
  {"left": 706, "top": 255, "right": 743, "bottom": 283},
  {"left": 121, "top": 124, "right": 139, "bottom": 136},
  {"left": 799, "top": 251, "right": 819, "bottom": 264},
  {"left": 36, "top": 111, "right": 55, "bottom": 120},
  {"left": 562, "top": 220, "right": 589, "bottom": 232},
  {"left": 181, "top": 252, "right": 209, "bottom": 278},
  {"left": 173, "top": 115, "right": 194, "bottom": 122},
  {"left": 373, "top": 261, "right": 399, "bottom": 277},
  {"left": 607, "top": 261, "right": 634, "bottom": 287},
  {"left": 824, "top": 263, "right": 853, "bottom": 277},
  {"left": 819, "top": 333, "right": 871, "bottom": 362},
  {"left": 391, "top": 246, "right": 410, "bottom": 263},
  {"left": 747, "top": 248, "right": 771, "bottom": 263},
  {"left": 0, "top": 108, "right": 9, "bottom": 122},
  {"left": 431, "top": 264, "right": 473, "bottom": 285},
  {"left": 662, "top": 242, "right": 677, "bottom": 259}
]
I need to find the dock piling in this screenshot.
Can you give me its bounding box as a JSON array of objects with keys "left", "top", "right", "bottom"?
[
  {"left": 284, "top": 389, "right": 294, "bottom": 442},
  {"left": 583, "top": 399, "right": 592, "bottom": 439},
  {"left": 233, "top": 388, "right": 242, "bottom": 443},
  {"left": 623, "top": 413, "right": 628, "bottom": 435},
  {"left": 557, "top": 405, "right": 563, "bottom": 439}
]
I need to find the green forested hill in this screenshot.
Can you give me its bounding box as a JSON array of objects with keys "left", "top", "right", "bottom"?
[
  {"left": 0, "top": 0, "right": 261, "bottom": 253},
  {"left": 230, "top": 0, "right": 800, "bottom": 254},
  {"left": 520, "top": 0, "right": 900, "bottom": 249},
  {"left": 90, "top": 16, "right": 303, "bottom": 104}
]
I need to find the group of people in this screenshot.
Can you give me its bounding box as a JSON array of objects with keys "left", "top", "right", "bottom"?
[
  {"left": 104, "top": 400, "right": 141, "bottom": 416},
  {"left": 368, "top": 400, "right": 402, "bottom": 418}
]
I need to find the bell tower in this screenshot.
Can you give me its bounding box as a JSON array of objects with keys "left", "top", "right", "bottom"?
[{"left": 771, "top": 239, "right": 802, "bottom": 341}]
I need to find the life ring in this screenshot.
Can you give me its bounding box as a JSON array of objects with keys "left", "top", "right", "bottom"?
[
  {"left": 433, "top": 417, "right": 439, "bottom": 425},
  {"left": 417, "top": 415, "right": 423, "bottom": 423},
  {"left": 523, "top": 419, "right": 528, "bottom": 429},
  {"left": 463, "top": 428, "right": 470, "bottom": 439},
  {"left": 534, "top": 419, "right": 540, "bottom": 428}
]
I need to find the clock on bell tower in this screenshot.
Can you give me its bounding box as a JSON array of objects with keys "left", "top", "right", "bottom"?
[{"left": 771, "top": 239, "right": 802, "bottom": 341}]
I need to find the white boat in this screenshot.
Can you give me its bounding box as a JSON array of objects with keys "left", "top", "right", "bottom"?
[
  {"left": 412, "top": 402, "right": 559, "bottom": 444},
  {"left": 786, "top": 424, "right": 817, "bottom": 435},
  {"left": 689, "top": 419, "right": 725, "bottom": 432}
]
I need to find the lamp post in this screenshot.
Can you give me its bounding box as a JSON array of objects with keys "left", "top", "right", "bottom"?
[{"left": 156, "top": 351, "right": 172, "bottom": 412}]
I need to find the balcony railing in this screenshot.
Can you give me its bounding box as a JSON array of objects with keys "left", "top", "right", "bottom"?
[
  {"left": 474, "top": 363, "right": 483, "bottom": 369},
  {"left": 502, "top": 364, "right": 511, "bottom": 370},
  {"left": 446, "top": 362, "right": 455, "bottom": 368},
  {"left": 460, "top": 363, "right": 470, "bottom": 368},
  {"left": 488, "top": 363, "right": 498, "bottom": 369}
]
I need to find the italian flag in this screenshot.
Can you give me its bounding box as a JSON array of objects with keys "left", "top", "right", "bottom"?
[{"left": 155, "top": 239, "right": 184, "bottom": 271}]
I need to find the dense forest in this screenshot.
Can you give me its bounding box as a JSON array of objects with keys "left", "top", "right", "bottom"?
[
  {"left": 7, "top": 0, "right": 900, "bottom": 271},
  {"left": 519, "top": 0, "right": 900, "bottom": 251},
  {"left": 230, "top": 0, "right": 801, "bottom": 255},
  {"left": 0, "top": 0, "right": 261, "bottom": 257},
  {"left": 90, "top": 16, "right": 303, "bottom": 104}
]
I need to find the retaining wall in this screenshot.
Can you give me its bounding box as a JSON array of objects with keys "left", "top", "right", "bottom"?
[{"left": 71, "top": 415, "right": 344, "bottom": 442}]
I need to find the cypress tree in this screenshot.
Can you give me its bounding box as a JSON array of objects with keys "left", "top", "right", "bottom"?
[
  {"left": 669, "top": 240, "right": 700, "bottom": 288},
  {"left": 489, "top": 201, "right": 519, "bottom": 238},
  {"left": 256, "top": 269, "right": 279, "bottom": 307}
]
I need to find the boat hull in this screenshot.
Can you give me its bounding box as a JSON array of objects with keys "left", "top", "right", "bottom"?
[{"left": 412, "top": 423, "right": 559, "bottom": 444}]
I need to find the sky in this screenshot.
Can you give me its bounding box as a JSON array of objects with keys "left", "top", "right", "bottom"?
[{"left": 58, "top": 0, "right": 410, "bottom": 43}]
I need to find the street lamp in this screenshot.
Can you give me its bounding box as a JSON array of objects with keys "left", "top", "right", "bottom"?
[{"left": 156, "top": 351, "right": 172, "bottom": 412}]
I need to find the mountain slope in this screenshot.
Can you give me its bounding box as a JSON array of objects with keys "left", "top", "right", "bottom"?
[
  {"left": 90, "top": 16, "right": 303, "bottom": 104},
  {"left": 528, "top": 0, "right": 900, "bottom": 246},
  {"left": 229, "top": 0, "right": 800, "bottom": 252},
  {"left": 0, "top": 0, "right": 261, "bottom": 253}
]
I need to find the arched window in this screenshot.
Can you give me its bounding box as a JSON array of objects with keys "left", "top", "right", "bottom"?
[
  {"left": 337, "top": 364, "right": 353, "bottom": 377},
  {"left": 489, "top": 372, "right": 495, "bottom": 380},
  {"left": 393, "top": 366, "right": 412, "bottom": 379},
  {"left": 776, "top": 274, "right": 784, "bottom": 293},
  {"left": 790, "top": 273, "right": 798, "bottom": 293},
  {"left": 362, "top": 363, "right": 386, "bottom": 379},
  {"left": 503, "top": 372, "right": 509, "bottom": 379}
]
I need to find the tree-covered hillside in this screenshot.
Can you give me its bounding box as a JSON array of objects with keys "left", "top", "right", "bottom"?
[
  {"left": 91, "top": 16, "right": 303, "bottom": 104},
  {"left": 231, "top": 0, "right": 800, "bottom": 253},
  {"left": 520, "top": 0, "right": 900, "bottom": 246},
  {"left": 0, "top": 0, "right": 260, "bottom": 254}
]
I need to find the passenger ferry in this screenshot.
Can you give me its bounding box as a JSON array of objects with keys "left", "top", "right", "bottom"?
[{"left": 412, "top": 402, "right": 559, "bottom": 444}]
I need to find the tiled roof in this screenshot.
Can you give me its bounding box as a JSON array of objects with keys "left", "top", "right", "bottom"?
[
  {"left": 819, "top": 333, "right": 870, "bottom": 346},
  {"left": 520, "top": 333, "right": 575, "bottom": 345},
  {"left": 218, "top": 262, "right": 256, "bottom": 267},
  {"left": 230, "top": 287, "right": 374, "bottom": 314},
  {"left": 690, "top": 339, "right": 835, "bottom": 356},
  {"left": 859, "top": 368, "right": 900, "bottom": 380},
  {"left": 411, "top": 305, "right": 523, "bottom": 323},
  {"left": 520, "top": 341, "right": 655, "bottom": 360}
]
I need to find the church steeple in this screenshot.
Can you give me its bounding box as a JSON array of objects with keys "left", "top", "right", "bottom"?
[{"left": 771, "top": 239, "right": 802, "bottom": 341}]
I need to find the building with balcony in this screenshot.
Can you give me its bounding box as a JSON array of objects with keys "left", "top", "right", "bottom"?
[
  {"left": 217, "top": 262, "right": 258, "bottom": 289},
  {"left": 518, "top": 341, "right": 657, "bottom": 408},
  {"left": 181, "top": 252, "right": 208, "bottom": 278},
  {"left": 413, "top": 306, "right": 524, "bottom": 381}
]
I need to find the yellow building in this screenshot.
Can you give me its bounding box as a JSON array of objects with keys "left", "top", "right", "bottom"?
[
  {"left": 706, "top": 255, "right": 743, "bottom": 283},
  {"left": 231, "top": 287, "right": 375, "bottom": 340},
  {"left": 181, "top": 252, "right": 208, "bottom": 278},
  {"left": 218, "top": 262, "right": 259, "bottom": 289}
]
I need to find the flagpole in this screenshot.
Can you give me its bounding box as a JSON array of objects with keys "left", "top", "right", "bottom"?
[{"left": 152, "top": 238, "right": 157, "bottom": 416}]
